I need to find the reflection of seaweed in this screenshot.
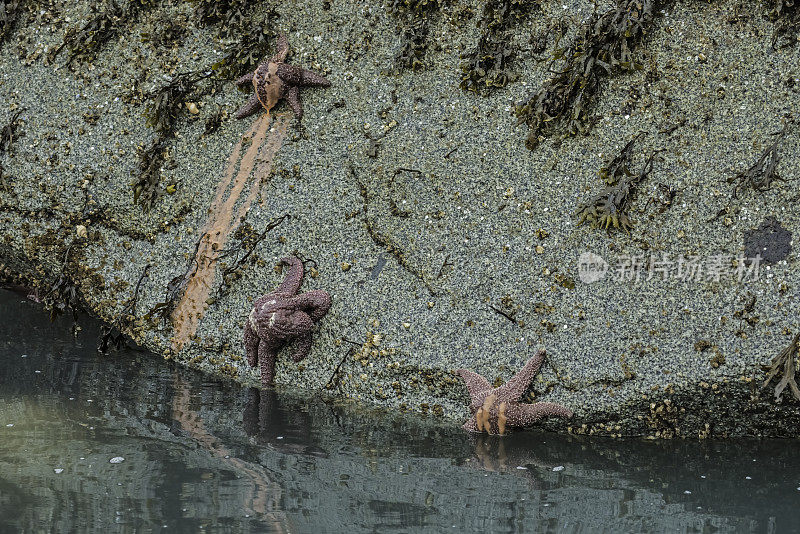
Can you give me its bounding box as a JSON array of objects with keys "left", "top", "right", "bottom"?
[
  {"left": 762, "top": 333, "right": 800, "bottom": 402},
  {"left": 515, "top": 0, "right": 656, "bottom": 149},
  {"left": 728, "top": 125, "right": 788, "bottom": 198},
  {"left": 576, "top": 137, "right": 656, "bottom": 234},
  {"left": 459, "top": 0, "right": 538, "bottom": 94}
]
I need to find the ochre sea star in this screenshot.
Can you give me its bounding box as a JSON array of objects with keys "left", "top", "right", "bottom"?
[
  {"left": 234, "top": 34, "right": 331, "bottom": 122},
  {"left": 456, "top": 349, "right": 573, "bottom": 435},
  {"left": 244, "top": 256, "right": 331, "bottom": 387}
]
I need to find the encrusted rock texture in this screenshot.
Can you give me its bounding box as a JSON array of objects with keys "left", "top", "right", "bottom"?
[{"left": 1, "top": 0, "right": 799, "bottom": 437}]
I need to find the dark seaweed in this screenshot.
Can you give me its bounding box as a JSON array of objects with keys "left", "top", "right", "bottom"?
[
  {"left": 145, "top": 238, "right": 203, "bottom": 325},
  {"left": 0, "top": 0, "right": 26, "bottom": 44},
  {"left": 52, "top": 0, "right": 157, "bottom": 64},
  {"left": 0, "top": 109, "right": 23, "bottom": 154},
  {"left": 769, "top": 0, "right": 800, "bottom": 49},
  {"left": 388, "top": 0, "right": 443, "bottom": 72},
  {"left": 212, "top": 12, "right": 278, "bottom": 79},
  {"left": 215, "top": 215, "right": 288, "bottom": 297},
  {"left": 98, "top": 265, "right": 150, "bottom": 353},
  {"left": 728, "top": 125, "right": 788, "bottom": 198},
  {"left": 459, "top": 0, "right": 539, "bottom": 94},
  {"left": 131, "top": 135, "right": 169, "bottom": 210},
  {"left": 763, "top": 333, "right": 800, "bottom": 402},
  {"left": 575, "top": 138, "right": 656, "bottom": 234},
  {"left": 516, "top": 0, "right": 657, "bottom": 149},
  {"left": 143, "top": 70, "right": 213, "bottom": 135}
]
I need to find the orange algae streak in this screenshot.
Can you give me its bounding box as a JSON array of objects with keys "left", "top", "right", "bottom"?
[{"left": 170, "top": 112, "right": 290, "bottom": 353}]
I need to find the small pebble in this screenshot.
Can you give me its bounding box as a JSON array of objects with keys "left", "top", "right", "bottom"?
[
  {"left": 54, "top": 468, "right": 64, "bottom": 474},
  {"left": 5, "top": 424, "right": 12, "bottom": 427},
  {"left": 516, "top": 466, "right": 528, "bottom": 470},
  {"left": 684, "top": 490, "right": 691, "bottom": 494},
  {"left": 109, "top": 457, "right": 125, "bottom": 464},
  {"left": 745, "top": 476, "right": 752, "bottom": 480},
  {"left": 552, "top": 466, "right": 564, "bottom": 472}
]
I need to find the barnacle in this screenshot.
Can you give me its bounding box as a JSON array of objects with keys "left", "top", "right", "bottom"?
[
  {"left": 516, "top": 0, "right": 656, "bottom": 149},
  {"left": 763, "top": 333, "right": 800, "bottom": 402}
]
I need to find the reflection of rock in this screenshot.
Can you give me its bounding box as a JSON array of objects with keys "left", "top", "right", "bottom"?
[{"left": 744, "top": 216, "right": 792, "bottom": 264}]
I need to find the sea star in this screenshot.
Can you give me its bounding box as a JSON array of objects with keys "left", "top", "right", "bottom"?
[
  {"left": 234, "top": 34, "right": 331, "bottom": 122},
  {"left": 456, "top": 349, "right": 573, "bottom": 435},
  {"left": 244, "top": 256, "right": 331, "bottom": 387}
]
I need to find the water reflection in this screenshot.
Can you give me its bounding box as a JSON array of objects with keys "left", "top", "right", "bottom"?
[{"left": 2, "top": 290, "right": 800, "bottom": 533}]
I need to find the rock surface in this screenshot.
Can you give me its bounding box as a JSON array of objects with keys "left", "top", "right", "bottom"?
[{"left": 1, "top": 0, "right": 799, "bottom": 437}]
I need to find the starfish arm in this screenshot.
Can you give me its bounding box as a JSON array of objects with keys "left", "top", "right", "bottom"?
[
  {"left": 258, "top": 342, "right": 279, "bottom": 387},
  {"left": 285, "top": 85, "right": 303, "bottom": 120},
  {"left": 242, "top": 387, "right": 261, "bottom": 436},
  {"left": 291, "top": 331, "right": 313, "bottom": 362},
  {"left": 276, "top": 63, "right": 330, "bottom": 87},
  {"left": 506, "top": 402, "right": 573, "bottom": 428},
  {"left": 496, "top": 349, "right": 546, "bottom": 403},
  {"left": 235, "top": 94, "right": 263, "bottom": 119},
  {"left": 462, "top": 416, "right": 480, "bottom": 432},
  {"left": 244, "top": 321, "right": 259, "bottom": 368},
  {"left": 271, "top": 34, "right": 289, "bottom": 63},
  {"left": 289, "top": 290, "right": 331, "bottom": 322},
  {"left": 275, "top": 256, "right": 304, "bottom": 295},
  {"left": 236, "top": 71, "right": 255, "bottom": 86},
  {"left": 455, "top": 369, "right": 492, "bottom": 399}
]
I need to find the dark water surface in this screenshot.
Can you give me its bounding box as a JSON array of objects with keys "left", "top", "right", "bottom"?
[{"left": 1, "top": 290, "right": 800, "bottom": 533}]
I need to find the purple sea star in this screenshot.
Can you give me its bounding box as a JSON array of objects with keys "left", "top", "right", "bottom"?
[
  {"left": 234, "top": 34, "right": 331, "bottom": 122},
  {"left": 456, "top": 349, "right": 573, "bottom": 435},
  {"left": 244, "top": 256, "right": 331, "bottom": 387}
]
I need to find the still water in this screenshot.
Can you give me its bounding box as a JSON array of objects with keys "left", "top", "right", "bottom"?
[{"left": 1, "top": 290, "right": 800, "bottom": 533}]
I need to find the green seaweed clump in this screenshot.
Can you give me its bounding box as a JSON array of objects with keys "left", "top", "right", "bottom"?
[
  {"left": 459, "top": 0, "right": 538, "bottom": 94},
  {"left": 728, "top": 124, "right": 788, "bottom": 198},
  {"left": 515, "top": 0, "right": 656, "bottom": 149},
  {"left": 131, "top": 136, "right": 169, "bottom": 209},
  {"left": 0, "top": 109, "right": 23, "bottom": 154},
  {"left": 763, "top": 333, "right": 800, "bottom": 402},
  {"left": 769, "top": 0, "right": 800, "bottom": 49},
  {"left": 0, "top": 0, "right": 26, "bottom": 44},
  {"left": 133, "top": 70, "right": 213, "bottom": 209},
  {"left": 143, "top": 70, "right": 213, "bottom": 135},
  {"left": 575, "top": 137, "right": 656, "bottom": 234},
  {"left": 52, "top": 0, "right": 157, "bottom": 64},
  {"left": 212, "top": 12, "right": 278, "bottom": 80},
  {"left": 189, "top": 0, "right": 250, "bottom": 26},
  {"left": 388, "top": 0, "right": 442, "bottom": 72}
]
